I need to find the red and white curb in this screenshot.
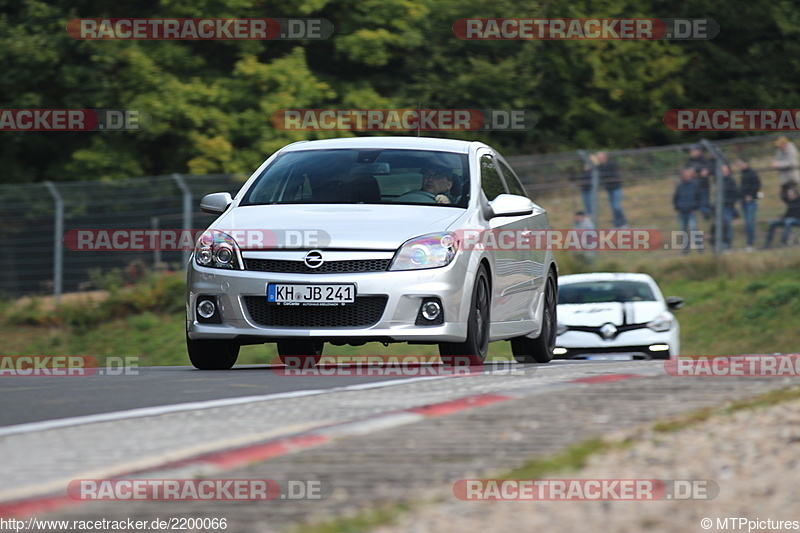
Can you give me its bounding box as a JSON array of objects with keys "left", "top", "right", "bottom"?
[{"left": 0, "top": 372, "right": 643, "bottom": 518}]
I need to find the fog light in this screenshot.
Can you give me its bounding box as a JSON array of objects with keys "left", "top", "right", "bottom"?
[
  {"left": 553, "top": 347, "right": 568, "bottom": 356},
  {"left": 649, "top": 344, "right": 670, "bottom": 352},
  {"left": 421, "top": 301, "right": 441, "bottom": 321},
  {"left": 197, "top": 299, "right": 216, "bottom": 319}
]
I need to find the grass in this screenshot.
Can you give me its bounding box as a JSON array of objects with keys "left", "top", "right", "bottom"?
[
  {"left": 3, "top": 246, "right": 800, "bottom": 363},
  {"left": 287, "top": 385, "right": 800, "bottom": 533}
]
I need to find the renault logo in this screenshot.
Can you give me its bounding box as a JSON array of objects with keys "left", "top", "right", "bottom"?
[
  {"left": 599, "top": 323, "right": 618, "bottom": 340},
  {"left": 304, "top": 250, "right": 324, "bottom": 269}
]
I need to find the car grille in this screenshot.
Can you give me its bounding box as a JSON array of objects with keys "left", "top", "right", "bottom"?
[
  {"left": 244, "top": 296, "right": 388, "bottom": 328},
  {"left": 244, "top": 258, "right": 391, "bottom": 274}
]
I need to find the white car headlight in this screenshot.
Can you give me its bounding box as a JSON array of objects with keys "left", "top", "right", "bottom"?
[
  {"left": 389, "top": 232, "right": 458, "bottom": 271},
  {"left": 194, "top": 230, "right": 243, "bottom": 270},
  {"left": 647, "top": 313, "right": 673, "bottom": 332}
]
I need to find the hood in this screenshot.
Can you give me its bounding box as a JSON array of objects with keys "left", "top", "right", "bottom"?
[
  {"left": 213, "top": 204, "right": 465, "bottom": 250},
  {"left": 559, "top": 301, "right": 666, "bottom": 327}
]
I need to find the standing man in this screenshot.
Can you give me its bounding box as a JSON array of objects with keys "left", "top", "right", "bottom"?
[
  {"left": 596, "top": 151, "right": 627, "bottom": 228},
  {"left": 719, "top": 164, "right": 740, "bottom": 250},
  {"left": 737, "top": 158, "right": 761, "bottom": 251},
  {"left": 685, "top": 144, "right": 715, "bottom": 220},
  {"left": 673, "top": 168, "right": 702, "bottom": 253},
  {"left": 772, "top": 136, "right": 800, "bottom": 187}
]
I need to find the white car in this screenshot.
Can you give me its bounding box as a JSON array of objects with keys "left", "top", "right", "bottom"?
[
  {"left": 554, "top": 273, "right": 681, "bottom": 360},
  {"left": 186, "top": 136, "right": 558, "bottom": 369}
]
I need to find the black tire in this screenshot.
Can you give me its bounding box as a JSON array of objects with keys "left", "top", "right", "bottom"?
[
  {"left": 186, "top": 334, "right": 240, "bottom": 370},
  {"left": 512, "top": 275, "right": 556, "bottom": 364},
  {"left": 439, "top": 265, "right": 490, "bottom": 366},
  {"left": 277, "top": 340, "right": 324, "bottom": 368}
]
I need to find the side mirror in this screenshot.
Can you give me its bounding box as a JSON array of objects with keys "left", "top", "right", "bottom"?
[
  {"left": 666, "top": 296, "right": 684, "bottom": 310},
  {"left": 489, "top": 194, "right": 534, "bottom": 218},
  {"left": 200, "top": 192, "right": 232, "bottom": 214}
]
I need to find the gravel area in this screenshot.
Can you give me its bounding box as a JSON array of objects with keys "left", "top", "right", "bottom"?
[
  {"left": 374, "top": 395, "right": 800, "bottom": 533},
  {"left": 29, "top": 375, "right": 800, "bottom": 533}
]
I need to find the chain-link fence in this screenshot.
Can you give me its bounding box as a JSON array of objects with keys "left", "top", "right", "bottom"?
[
  {"left": 508, "top": 133, "right": 800, "bottom": 255},
  {"left": 2, "top": 132, "right": 798, "bottom": 301},
  {"left": 0, "top": 174, "right": 247, "bottom": 300}
]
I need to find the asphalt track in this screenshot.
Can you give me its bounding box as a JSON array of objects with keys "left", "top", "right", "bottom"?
[{"left": 0, "top": 360, "right": 589, "bottom": 427}]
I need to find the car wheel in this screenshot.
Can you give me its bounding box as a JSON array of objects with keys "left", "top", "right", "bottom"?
[
  {"left": 512, "top": 275, "right": 556, "bottom": 364},
  {"left": 277, "top": 340, "right": 324, "bottom": 368},
  {"left": 439, "top": 265, "right": 490, "bottom": 365},
  {"left": 186, "top": 334, "right": 240, "bottom": 370}
]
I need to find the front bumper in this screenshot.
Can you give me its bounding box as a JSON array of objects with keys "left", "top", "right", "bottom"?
[
  {"left": 555, "top": 328, "right": 676, "bottom": 360},
  {"left": 186, "top": 257, "right": 473, "bottom": 344}
]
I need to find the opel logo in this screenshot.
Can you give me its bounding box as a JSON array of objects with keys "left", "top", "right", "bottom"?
[
  {"left": 599, "top": 322, "right": 617, "bottom": 340},
  {"left": 304, "top": 250, "right": 324, "bottom": 269}
]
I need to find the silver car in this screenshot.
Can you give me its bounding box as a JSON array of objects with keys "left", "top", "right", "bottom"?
[{"left": 186, "top": 137, "right": 557, "bottom": 369}]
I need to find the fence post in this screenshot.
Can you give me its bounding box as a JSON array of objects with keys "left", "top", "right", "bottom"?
[
  {"left": 701, "top": 140, "right": 725, "bottom": 255},
  {"left": 172, "top": 174, "right": 192, "bottom": 268},
  {"left": 151, "top": 216, "right": 161, "bottom": 269},
  {"left": 577, "top": 150, "right": 600, "bottom": 228},
  {"left": 44, "top": 182, "right": 64, "bottom": 304}
]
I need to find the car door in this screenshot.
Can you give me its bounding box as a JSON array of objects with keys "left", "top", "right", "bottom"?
[
  {"left": 479, "top": 151, "right": 533, "bottom": 324},
  {"left": 496, "top": 155, "right": 548, "bottom": 293}
]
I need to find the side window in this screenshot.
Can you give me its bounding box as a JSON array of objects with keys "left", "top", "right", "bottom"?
[
  {"left": 480, "top": 155, "right": 506, "bottom": 201},
  {"left": 498, "top": 160, "right": 527, "bottom": 197}
]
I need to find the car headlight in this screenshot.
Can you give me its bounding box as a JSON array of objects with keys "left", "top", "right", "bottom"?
[
  {"left": 557, "top": 322, "right": 568, "bottom": 335},
  {"left": 194, "top": 230, "right": 243, "bottom": 270},
  {"left": 647, "top": 313, "right": 673, "bottom": 332},
  {"left": 389, "top": 232, "right": 458, "bottom": 271}
]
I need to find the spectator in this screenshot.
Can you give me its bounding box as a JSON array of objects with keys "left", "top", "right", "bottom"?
[
  {"left": 719, "top": 164, "right": 741, "bottom": 250},
  {"left": 684, "top": 144, "right": 715, "bottom": 219},
  {"left": 573, "top": 152, "right": 627, "bottom": 228},
  {"left": 596, "top": 151, "right": 627, "bottom": 228},
  {"left": 573, "top": 154, "right": 597, "bottom": 217},
  {"left": 772, "top": 136, "right": 800, "bottom": 186},
  {"left": 574, "top": 210, "right": 594, "bottom": 231},
  {"left": 673, "top": 168, "right": 702, "bottom": 253},
  {"left": 737, "top": 158, "right": 761, "bottom": 251},
  {"left": 763, "top": 184, "right": 800, "bottom": 248}
]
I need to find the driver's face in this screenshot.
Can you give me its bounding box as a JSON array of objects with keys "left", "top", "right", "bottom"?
[{"left": 422, "top": 171, "right": 452, "bottom": 194}]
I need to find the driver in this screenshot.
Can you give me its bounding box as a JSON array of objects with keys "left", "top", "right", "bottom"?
[{"left": 394, "top": 165, "right": 453, "bottom": 204}]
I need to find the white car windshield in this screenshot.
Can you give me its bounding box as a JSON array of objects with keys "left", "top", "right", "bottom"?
[
  {"left": 559, "top": 281, "right": 657, "bottom": 304},
  {"left": 241, "top": 149, "right": 470, "bottom": 207}
]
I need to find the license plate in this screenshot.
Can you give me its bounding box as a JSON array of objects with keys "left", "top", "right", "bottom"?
[
  {"left": 587, "top": 354, "right": 634, "bottom": 361},
  {"left": 267, "top": 283, "right": 356, "bottom": 306}
]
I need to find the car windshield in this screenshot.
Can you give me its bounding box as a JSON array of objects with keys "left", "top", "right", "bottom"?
[
  {"left": 558, "top": 281, "right": 657, "bottom": 304},
  {"left": 240, "top": 149, "right": 470, "bottom": 207}
]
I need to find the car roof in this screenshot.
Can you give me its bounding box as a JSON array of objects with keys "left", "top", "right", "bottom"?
[
  {"left": 278, "top": 136, "right": 484, "bottom": 154},
  {"left": 559, "top": 272, "right": 657, "bottom": 285}
]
